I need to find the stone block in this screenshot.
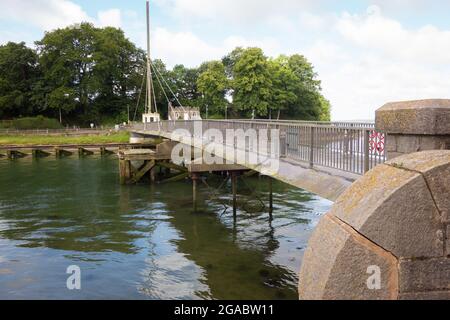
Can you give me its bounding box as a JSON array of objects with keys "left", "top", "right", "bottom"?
[
  {"left": 376, "top": 99, "right": 450, "bottom": 135},
  {"left": 419, "top": 136, "right": 448, "bottom": 151},
  {"left": 332, "top": 164, "right": 444, "bottom": 259},
  {"left": 388, "top": 151, "right": 450, "bottom": 222},
  {"left": 386, "top": 135, "right": 397, "bottom": 153},
  {"left": 299, "top": 214, "right": 398, "bottom": 300},
  {"left": 399, "top": 291, "right": 450, "bottom": 300},
  {"left": 387, "top": 151, "right": 405, "bottom": 160},
  {"left": 396, "top": 135, "right": 420, "bottom": 154},
  {"left": 399, "top": 258, "right": 450, "bottom": 293}
]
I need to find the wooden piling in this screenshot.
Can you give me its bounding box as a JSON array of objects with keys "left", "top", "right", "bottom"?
[
  {"left": 55, "top": 148, "right": 73, "bottom": 158},
  {"left": 32, "top": 149, "right": 51, "bottom": 158},
  {"left": 192, "top": 173, "right": 200, "bottom": 212},
  {"left": 130, "top": 160, "right": 156, "bottom": 184},
  {"left": 269, "top": 177, "right": 273, "bottom": 221},
  {"left": 231, "top": 171, "right": 238, "bottom": 220},
  {"left": 7, "top": 150, "right": 26, "bottom": 159},
  {"left": 100, "top": 147, "right": 115, "bottom": 156},
  {"left": 119, "top": 159, "right": 132, "bottom": 185},
  {"left": 78, "top": 147, "right": 94, "bottom": 157}
]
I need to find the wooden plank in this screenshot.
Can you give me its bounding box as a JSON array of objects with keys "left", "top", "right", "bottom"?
[
  {"left": 159, "top": 172, "right": 189, "bottom": 184},
  {"left": 158, "top": 161, "right": 188, "bottom": 173},
  {"left": 129, "top": 160, "right": 156, "bottom": 184}
]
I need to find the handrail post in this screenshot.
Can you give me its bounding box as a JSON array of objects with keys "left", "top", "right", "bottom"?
[
  {"left": 364, "top": 129, "right": 370, "bottom": 173},
  {"left": 309, "top": 126, "right": 315, "bottom": 168}
]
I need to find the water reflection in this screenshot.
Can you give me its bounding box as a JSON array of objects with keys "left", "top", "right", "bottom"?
[{"left": 0, "top": 157, "right": 332, "bottom": 299}]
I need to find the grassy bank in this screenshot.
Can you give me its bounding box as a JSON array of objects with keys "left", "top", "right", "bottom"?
[{"left": 0, "top": 132, "right": 130, "bottom": 146}]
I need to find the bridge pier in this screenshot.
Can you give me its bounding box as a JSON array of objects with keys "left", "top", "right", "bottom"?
[{"left": 299, "top": 99, "right": 450, "bottom": 300}]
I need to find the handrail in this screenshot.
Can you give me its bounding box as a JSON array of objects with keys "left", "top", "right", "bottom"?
[{"left": 131, "top": 120, "right": 387, "bottom": 176}]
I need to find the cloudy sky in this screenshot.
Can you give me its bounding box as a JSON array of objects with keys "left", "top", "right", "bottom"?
[{"left": 0, "top": 0, "right": 449, "bottom": 120}]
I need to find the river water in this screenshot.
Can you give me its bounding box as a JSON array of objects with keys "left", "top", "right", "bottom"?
[{"left": 0, "top": 156, "right": 332, "bottom": 300}]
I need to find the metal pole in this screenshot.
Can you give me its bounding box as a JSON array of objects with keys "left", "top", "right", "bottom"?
[
  {"left": 364, "top": 130, "right": 370, "bottom": 173},
  {"left": 146, "top": 0, "right": 152, "bottom": 114},
  {"left": 309, "top": 126, "right": 315, "bottom": 168},
  {"left": 231, "top": 172, "right": 237, "bottom": 220},
  {"left": 192, "top": 174, "right": 198, "bottom": 212},
  {"left": 269, "top": 177, "right": 273, "bottom": 221}
]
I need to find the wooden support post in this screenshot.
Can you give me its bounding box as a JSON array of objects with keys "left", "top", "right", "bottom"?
[
  {"left": 149, "top": 165, "right": 156, "bottom": 184},
  {"left": 55, "top": 148, "right": 73, "bottom": 158},
  {"left": 192, "top": 173, "right": 199, "bottom": 212},
  {"left": 78, "top": 147, "right": 94, "bottom": 157},
  {"left": 130, "top": 160, "right": 156, "bottom": 184},
  {"left": 231, "top": 171, "right": 238, "bottom": 220},
  {"left": 119, "top": 159, "right": 132, "bottom": 185},
  {"left": 7, "top": 150, "right": 26, "bottom": 159},
  {"left": 269, "top": 177, "right": 273, "bottom": 221},
  {"left": 32, "top": 149, "right": 51, "bottom": 158},
  {"left": 100, "top": 147, "right": 114, "bottom": 156}
]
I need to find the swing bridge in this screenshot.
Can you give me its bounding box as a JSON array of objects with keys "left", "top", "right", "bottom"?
[{"left": 119, "top": 119, "right": 387, "bottom": 218}]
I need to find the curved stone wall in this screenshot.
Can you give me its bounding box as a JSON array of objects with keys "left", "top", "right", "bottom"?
[{"left": 299, "top": 150, "right": 450, "bottom": 300}]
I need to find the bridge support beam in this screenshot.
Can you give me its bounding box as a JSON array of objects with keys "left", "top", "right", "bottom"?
[
  {"left": 55, "top": 148, "right": 73, "bottom": 158},
  {"left": 32, "top": 149, "right": 51, "bottom": 158},
  {"left": 78, "top": 148, "right": 94, "bottom": 157},
  {"left": 7, "top": 150, "right": 26, "bottom": 159}
]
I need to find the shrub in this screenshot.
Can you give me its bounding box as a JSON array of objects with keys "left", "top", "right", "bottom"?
[{"left": 1, "top": 116, "right": 63, "bottom": 129}]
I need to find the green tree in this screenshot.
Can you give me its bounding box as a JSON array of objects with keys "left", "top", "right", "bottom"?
[
  {"left": 268, "top": 56, "right": 297, "bottom": 119},
  {"left": 170, "top": 64, "right": 202, "bottom": 108},
  {"left": 197, "top": 61, "right": 229, "bottom": 117},
  {"left": 232, "top": 48, "right": 272, "bottom": 117},
  {"left": 0, "top": 42, "right": 40, "bottom": 118},
  {"left": 35, "top": 23, "right": 145, "bottom": 125}
]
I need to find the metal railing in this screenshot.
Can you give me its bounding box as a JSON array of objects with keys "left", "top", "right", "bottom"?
[{"left": 132, "top": 120, "right": 387, "bottom": 176}]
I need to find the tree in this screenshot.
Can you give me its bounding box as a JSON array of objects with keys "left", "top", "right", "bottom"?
[
  {"left": 35, "top": 23, "right": 145, "bottom": 125},
  {"left": 0, "top": 42, "right": 40, "bottom": 118},
  {"left": 232, "top": 48, "right": 272, "bottom": 117},
  {"left": 267, "top": 56, "right": 297, "bottom": 119},
  {"left": 170, "top": 64, "right": 202, "bottom": 108},
  {"left": 197, "top": 61, "right": 229, "bottom": 117}
]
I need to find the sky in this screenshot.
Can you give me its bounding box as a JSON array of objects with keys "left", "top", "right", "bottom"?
[{"left": 0, "top": 0, "right": 449, "bottom": 121}]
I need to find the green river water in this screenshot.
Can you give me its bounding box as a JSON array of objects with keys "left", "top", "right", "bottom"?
[{"left": 0, "top": 156, "right": 332, "bottom": 300}]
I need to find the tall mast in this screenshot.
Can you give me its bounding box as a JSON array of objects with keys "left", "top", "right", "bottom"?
[{"left": 146, "top": 0, "right": 152, "bottom": 114}]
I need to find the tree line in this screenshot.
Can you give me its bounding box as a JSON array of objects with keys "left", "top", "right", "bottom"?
[{"left": 0, "top": 23, "right": 330, "bottom": 126}]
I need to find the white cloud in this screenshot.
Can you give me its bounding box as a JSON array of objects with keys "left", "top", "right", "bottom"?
[
  {"left": 0, "top": 0, "right": 91, "bottom": 30},
  {"left": 155, "top": 0, "right": 316, "bottom": 23},
  {"left": 151, "top": 28, "right": 281, "bottom": 68},
  {"left": 312, "top": 6, "right": 450, "bottom": 120},
  {"left": 0, "top": 0, "right": 123, "bottom": 32},
  {"left": 98, "top": 9, "right": 122, "bottom": 29}
]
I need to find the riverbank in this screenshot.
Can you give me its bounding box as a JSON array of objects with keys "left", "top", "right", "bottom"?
[{"left": 0, "top": 132, "right": 130, "bottom": 146}]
